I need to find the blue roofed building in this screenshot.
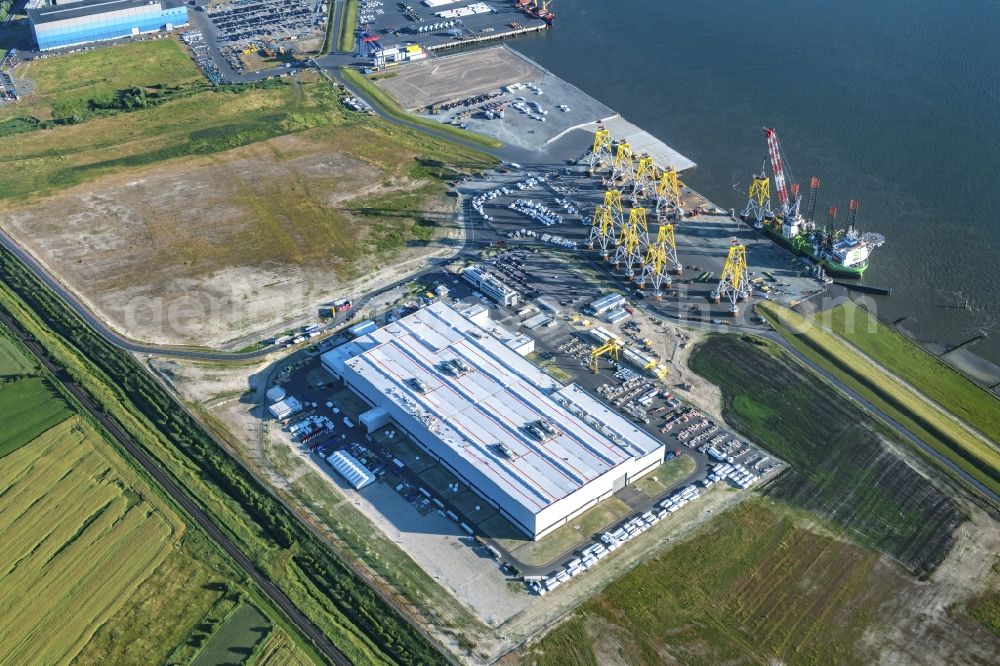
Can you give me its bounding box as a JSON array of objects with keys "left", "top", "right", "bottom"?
[{"left": 27, "top": 0, "right": 189, "bottom": 51}]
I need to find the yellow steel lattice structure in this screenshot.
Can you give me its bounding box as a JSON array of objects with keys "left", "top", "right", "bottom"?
[
  {"left": 655, "top": 168, "right": 684, "bottom": 218},
  {"left": 603, "top": 189, "right": 624, "bottom": 233},
  {"left": 639, "top": 223, "right": 679, "bottom": 295},
  {"left": 632, "top": 156, "right": 659, "bottom": 199},
  {"left": 611, "top": 142, "right": 635, "bottom": 185},
  {"left": 613, "top": 208, "right": 648, "bottom": 279},
  {"left": 587, "top": 204, "right": 616, "bottom": 256},
  {"left": 588, "top": 127, "right": 613, "bottom": 172},
  {"left": 712, "top": 243, "right": 751, "bottom": 313},
  {"left": 589, "top": 338, "right": 623, "bottom": 373},
  {"left": 741, "top": 174, "right": 773, "bottom": 225}
]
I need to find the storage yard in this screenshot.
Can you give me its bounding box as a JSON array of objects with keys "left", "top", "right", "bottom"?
[
  {"left": 458, "top": 163, "right": 825, "bottom": 324},
  {"left": 350, "top": 0, "right": 549, "bottom": 54}
]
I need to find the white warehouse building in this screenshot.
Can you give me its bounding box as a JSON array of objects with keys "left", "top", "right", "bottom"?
[
  {"left": 320, "top": 302, "right": 665, "bottom": 540},
  {"left": 462, "top": 264, "right": 519, "bottom": 307}
]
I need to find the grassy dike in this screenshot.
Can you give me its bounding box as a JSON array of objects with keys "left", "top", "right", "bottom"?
[
  {"left": 340, "top": 67, "right": 504, "bottom": 149},
  {"left": 822, "top": 301, "right": 1000, "bottom": 443},
  {"left": 0, "top": 245, "right": 446, "bottom": 664},
  {"left": 759, "top": 300, "right": 1000, "bottom": 500},
  {"left": 337, "top": 0, "right": 359, "bottom": 53}
]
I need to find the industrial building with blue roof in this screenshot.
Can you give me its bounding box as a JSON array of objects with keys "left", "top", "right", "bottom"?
[{"left": 27, "top": 0, "right": 188, "bottom": 51}]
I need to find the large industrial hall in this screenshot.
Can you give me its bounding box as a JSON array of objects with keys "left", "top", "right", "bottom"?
[{"left": 321, "top": 302, "right": 666, "bottom": 540}]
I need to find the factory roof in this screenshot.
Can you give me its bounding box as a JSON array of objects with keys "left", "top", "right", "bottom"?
[
  {"left": 28, "top": 0, "right": 183, "bottom": 25},
  {"left": 339, "top": 302, "right": 663, "bottom": 515}
]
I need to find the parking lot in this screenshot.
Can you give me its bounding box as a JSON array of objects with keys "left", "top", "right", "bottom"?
[
  {"left": 180, "top": 30, "right": 225, "bottom": 83},
  {"left": 186, "top": 0, "right": 323, "bottom": 75},
  {"left": 207, "top": 0, "right": 322, "bottom": 45}
]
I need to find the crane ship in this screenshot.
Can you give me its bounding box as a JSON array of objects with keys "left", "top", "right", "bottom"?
[{"left": 740, "top": 128, "right": 885, "bottom": 278}]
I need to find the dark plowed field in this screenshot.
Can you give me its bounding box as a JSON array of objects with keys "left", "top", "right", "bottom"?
[{"left": 690, "top": 335, "right": 961, "bottom": 576}]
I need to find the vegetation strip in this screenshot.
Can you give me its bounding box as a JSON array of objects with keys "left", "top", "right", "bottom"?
[
  {"left": 0, "top": 245, "right": 444, "bottom": 664},
  {"left": 758, "top": 301, "right": 1000, "bottom": 498}
]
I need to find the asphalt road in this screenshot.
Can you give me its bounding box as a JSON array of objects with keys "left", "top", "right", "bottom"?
[{"left": 0, "top": 307, "right": 351, "bottom": 666}]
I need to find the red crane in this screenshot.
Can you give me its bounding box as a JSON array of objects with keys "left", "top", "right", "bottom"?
[{"left": 763, "top": 128, "right": 791, "bottom": 208}]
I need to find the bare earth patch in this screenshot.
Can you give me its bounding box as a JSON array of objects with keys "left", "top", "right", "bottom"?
[
  {"left": 0, "top": 129, "right": 462, "bottom": 347},
  {"left": 868, "top": 500, "right": 1000, "bottom": 665}
]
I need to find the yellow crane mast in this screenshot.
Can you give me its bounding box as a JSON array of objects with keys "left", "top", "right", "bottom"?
[
  {"left": 588, "top": 127, "right": 613, "bottom": 174},
  {"left": 711, "top": 242, "right": 751, "bottom": 315},
  {"left": 589, "top": 338, "right": 623, "bottom": 373}
]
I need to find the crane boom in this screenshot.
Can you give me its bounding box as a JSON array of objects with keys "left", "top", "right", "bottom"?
[{"left": 764, "top": 127, "right": 792, "bottom": 208}]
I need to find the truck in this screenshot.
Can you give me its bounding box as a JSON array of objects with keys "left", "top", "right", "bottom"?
[{"left": 332, "top": 298, "right": 353, "bottom": 313}]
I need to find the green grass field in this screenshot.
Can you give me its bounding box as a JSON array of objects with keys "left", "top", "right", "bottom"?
[
  {"left": 494, "top": 497, "right": 632, "bottom": 568},
  {"left": 191, "top": 603, "right": 271, "bottom": 666},
  {"left": 523, "top": 500, "right": 899, "bottom": 665},
  {"left": 0, "top": 333, "right": 35, "bottom": 376},
  {"left": 0, "top": 376, "right": 72, "bottom": 457},
  {"left": 690, "top": 334, "right": 961, "bottom": 576},
  {"left": 760, "top": 301, "right": 1000, "bottom": 499},
  {"left": 633, "top": 454, "right": 696, "bottom": 498},
  {"left": 0, "top": 416, "right": 183, "bottom": 665},
  {"left": 340, "top": 67, "right": 504, "bottom": 149},
  {"left": 6, "top": 39, "right": 204, "bottom": 122},
  {"left": 822, "top": 301, "right": 1000, "bottom": 444},
  {"left": 0, "top": 78, "right": 340, "bottom": 202},
  {"left": 337, "top": 0, "right": 359, "bottom": 53}
]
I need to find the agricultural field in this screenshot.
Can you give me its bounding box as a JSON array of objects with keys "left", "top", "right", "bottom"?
[
  {"left": 3, "top": 39, "right": 205, "bottom": 122},
  {"left": 191, "top": 603, "right": 271, "bottom": 666},
  {"left": 0, "top": 416, "right": 183, "bottom": 664},
  {"left": 760, "top": 301, "right": 1000, "bottom": 498},
  {"left": 255, "top": 630, "right": 316, "bottom": 666},
  {"left": 0, "top": 66, "right": 492, "bottom": 346},
  {"left": 689, "top": 334, "right": 961, "bottom": 576},
  {"left": 820, "top": 300, "right": 1000, "bottom": 444},
  {"left": 0, "top": 331, "right": 35, "bottom": 376},
  {"left": 0, "top": 375, "right": 72, "bottom": 457},
  {"left": 521, "top": 499, "right": 1000, "bottom": 666}
]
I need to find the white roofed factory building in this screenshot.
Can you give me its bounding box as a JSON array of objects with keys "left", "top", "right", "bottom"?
[{"left": 320, "top": 302, "right": 665, "bottom": 540}]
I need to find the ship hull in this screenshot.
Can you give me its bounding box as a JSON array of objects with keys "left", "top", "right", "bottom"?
[{"left": 757, "top": 224, "right": 867, "bottom": 278}]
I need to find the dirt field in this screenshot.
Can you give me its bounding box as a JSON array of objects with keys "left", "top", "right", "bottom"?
[
  {"left": 375, "top": 47, "right": 544, "bottom": 109},
  {"left": 0, "top": 127, "right": 464, "bottom": 347}
]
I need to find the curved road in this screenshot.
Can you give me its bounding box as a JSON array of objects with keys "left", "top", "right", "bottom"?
[{"left": 0, "top": 308, "right": 351, "bottom": 666}]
